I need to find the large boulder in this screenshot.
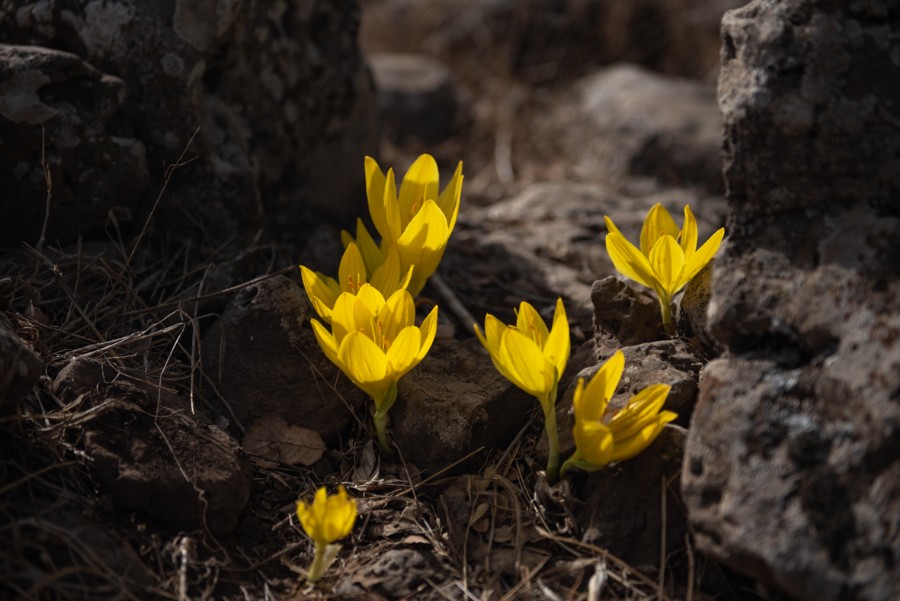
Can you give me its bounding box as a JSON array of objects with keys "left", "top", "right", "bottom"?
[
  {"left": 682, "top": 2, "right": 900, "bottom": 600},
  {"left": 0, "top": 0, "right": 379, "bottom": 245}
]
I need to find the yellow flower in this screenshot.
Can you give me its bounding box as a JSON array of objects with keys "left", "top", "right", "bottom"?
[
  {"left": 300, "top": 242, "right": 412, "bottom": 324},
  {"left": 310, "top": 284, "right": 438, "bottom": 452},
  {"left": 561, "top": 351, "right": 677, "bottom": 475},
  {"left": 474, "top": 298, "right": 570, "bottom": 481},
  {"left": 604, "top": 204, "right": 724, "bottom": 327},
  {"left": 296, "top": 486, "right": 357, "bottom": 582},
  {"left": 350, "top": 154, "right": 463, "bottom": 297}
]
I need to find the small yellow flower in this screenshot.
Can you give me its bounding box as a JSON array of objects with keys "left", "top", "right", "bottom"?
[
  {"left": 561, "top": 351, "right": 677, "bottom": 475},
  {"left": 300, "top": 242, "right": 412, "bottom": 323},
  {"left": 474, "top": 298, "right": 570, "bottom": 481},
  {"left": 347, "top": 154, "right": 463, "bottom": 297},
  {"left": 604, "top": 204, "right": 724, "bottom": 327},
  {"left": 296, "top": 486, "right": 357, "bottom": 582},
  {"left": 311, "top": 284, "right": 438, "bottom": 452}
]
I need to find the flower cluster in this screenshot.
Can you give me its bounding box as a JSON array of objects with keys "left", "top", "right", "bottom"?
[
  {"left": 300, "top": 155, "right": 462, "bottom": 454},
  {"left": 296, "top": 486, "right": 357, "bottom": 583}
]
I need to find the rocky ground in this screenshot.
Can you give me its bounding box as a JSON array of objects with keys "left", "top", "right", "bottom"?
[{"left": 1, "top": 1, "right": 898, "bottom": 600}]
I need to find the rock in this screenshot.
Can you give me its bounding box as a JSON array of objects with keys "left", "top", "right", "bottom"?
[
  {"left": 677, "top": 260, "right": 719, "bottom": 352},
  {"left": 335, "top": 548, "right": 447, "bottom": 600},
  {"left": 591, "top": 276, "right": 661, "bottom": 352},
  {"left": 0, "top": 312, "right": 42, "bottom": 415},
  {"left": 682, "top": 2, "right": 900, "bottom": 600},
  {"left": 370, "top": 53, "right": 461, "bottom": 143},
  {"left": 83, "top": 381, "right": 252, "bottom": 537},
  {"left": 0, "top": 44, "right": 148, "bottom": 246},
  {"left": 201, "top": 275, "right": 362, "bottom": 443},
  {"left": 574, "top": 426, "right": 688, "bottom": 568},
  {"left": 392, "top": 338, "right": 532, "bottom": 472},
  {"left": 550, "top": 64, "right": 724, "bottom": 192},
  {"left": 0, "top": 1, "right": 379, "bottom": 243}
]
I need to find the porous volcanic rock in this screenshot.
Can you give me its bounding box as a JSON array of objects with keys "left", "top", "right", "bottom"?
[
  {"left": 591, "top": 276, "right": 661, "bottom": 352},
  {"left": 200, "top": 275, "right": 363, "bottom": 444},
  {"left": 682, "top": 2, "right": 900, "bottom": 600},
  {"left": 0, "top": 0, "right": 378, "bottom": 243},
  {"left": 392, "top": 338, "right": 532, "bottom": 472},
  {"left": 0, "top": 44, "right": 148, "bottom": 246}
]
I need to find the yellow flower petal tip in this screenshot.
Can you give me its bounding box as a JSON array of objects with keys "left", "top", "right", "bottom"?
[
  {"left": 604, "top": 204, "right": 724, "bottom": 327},
  {"left": 565, "top": 351, "right": 677, "bottom": 473}
]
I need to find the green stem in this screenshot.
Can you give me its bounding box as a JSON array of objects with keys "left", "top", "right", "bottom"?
[
  {"left": 658, "top": 293, "right": 674, "bottom": 333},
  {"left": 372, "top": 384, "right": 398, "bottom": 455},
  {"left": 542, "top": 391, "right": 560, "bottom": 485},
  {"left": 307, "top": 541, "right": 327, "bottom": 583}
]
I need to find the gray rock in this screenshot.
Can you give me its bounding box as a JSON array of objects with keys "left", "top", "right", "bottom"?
[
  {"left": 370, "top": 53, "right": 461, "bottom": 143},
  {"left": 0, "top": 44, "right": 148, "bottom": 246},
  {"left": 0, "top": 312, "right": 42, "bottom": 415},
  {"left": 0, "top": 0, "right": 379, "bottom": 243},
  {"left": 677, "top": 260, "right": 719, "bottom": 352},
  {"left": 201, "top": 275, "right": 363, "bottom": 443},
  {"left": 682, "top": 2, "right": 900, "bottom": 600},
  {"left": 575, "top": 426, "right": 688, "bottom": 568},
  {"left": 560, "top": 64, "right": 724, "bottom": 192},
  {"left": 393, "top": 338, "right": 532, "bottom": 472}
]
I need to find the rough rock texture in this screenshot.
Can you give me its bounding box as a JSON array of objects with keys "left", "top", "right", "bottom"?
[
  {"left": 575, "top": 427, "right": 688, "bottom": 568},
  {"left": 370, "top": 53, "right": 461, "bottom": 143},
  {"left": 0, "top": 313, "right": 42, "bottom": 414},
  {"left": 0, "top": 0, "right": 378, "bottom": 244},
  {"left": 392, "top": 338, "right": 532, "bottom": 472},
  {"left": 71, "top": 375, "right": 252, "bottom": 537},
  {"left": 201, "top": 275, "right": 362, "bottom": 443},
  {"left": 550, "top": 64, "right": 724, "bottom": 192},
  {"left": 591, "top": 276, "right": 662, "bottom": 351},
  {"left": 0, "top": 44, "right": 148, "bottom": 246},
  {"left": 682, "top": 2, "right": 900, "bottom": 600}
]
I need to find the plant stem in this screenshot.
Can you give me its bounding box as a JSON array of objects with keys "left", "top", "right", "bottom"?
[
  {"left": 543, "top": 392, "right": 560, "bottom": 485},
  {"left": 373, "top": 411, "right": 392, "bottom": 455},
  {"left": 307, "top": 541, "right": 327, "bottom": 583},
  {"left": 658, "top": 294, "right": 674, "bottom": 333}
]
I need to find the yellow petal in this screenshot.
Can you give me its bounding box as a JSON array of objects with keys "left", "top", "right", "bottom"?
[
  {"left": 338, "top": 331, "right": 392, "bottom": 404},
  {"left": 608, "top": 384, "right": 672, "bottom": 440},
  {"left": 383, "top": 168, "right": 403, "bottom": 242},
  {"left": 354, "top": 219, "right": 384, "bottom": 276},
  {"left": 499, "top": 328, "right": 555, "bottom": 398},
  {"left": 543, "top": 298, "right": 570, "bottom": 382},
  {"left": 311, "top": 318, "right": 339, "bottom": 366},
  {"left": 331, "top": 292, "right": 371, "bottom": 343},
  {"left": 417, "top": 305, "right": 439, "bottom": 361},
  {"left": 338, "top": 242, "right": 367, "bottom": 293},
  {"left": 681, "top": 227, "right": 725, "bottom": 287},
  {"left": 680, "top": 205, "right": 699, "bottom": 261},
  {"left": 380, "top": 288, "right": 416, "bottom": 341},
  {"left": 604, "top": 215, "right": 623, "bottom": 236},
  {"left": 386, "top": 326, "right": 422, "bottom": 377},
  {"left": 398, "top": 154, "right": 439, "bottom": 229},
  {"left": 648, "top": 235, "right": 686, "bottom": 295},
  {"left": 476, "top": 316, "right": 519, "bottom": 385},
  {"left": 640, "top": 204, "right": 680, "bottom": 258},
  {"left": 515, "top": 301, "right": 549, "bottom": 347},
  {"left": 300, "top": 265, "right": 340, "bottom": 321},
  {"left": 370, "top": 244, "right": 403, "bottom": 296},
  {"left": 355, "top": 283, "right": 387, "bottom": 317},
  {"left": 573, "top": 420, "right": 615, "bottom": 467},
  {"left": 397, "top": 200, "right": 450, "bottom": 295},
  {"left": 437, "top": 161, "right": 463, "bottom": 232},
  {"left": 609, "top": 416, "right": 676, "bottom": 463},
  {"left": 578, "top": 350, "right": 625, "bottom": 422},
  {"left": 605, "top": 232, "right": 659, "bottom": 290},
  {"left": 365, "top": 157, "right": 390, "bottom": 242}
]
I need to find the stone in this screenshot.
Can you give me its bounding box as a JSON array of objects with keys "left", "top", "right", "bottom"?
[
  {"left": 392, "top": 338, "right": 532, "bottom": 472},
  {"left": 370, "top": 53, "right": 461, "bottom": 143},
  {"left": 82, "top": 380, "right": 252, "bottom": 537},
  {"left": 682, "top": 2, "right": 900, "bottom": 600},
  {"left": 575, "top": 426, "right": 688, "bottom": 568},
  {"left": 0, "top": 44, "right": 148, "bottom": 246},
  {"left": 676, "top": 260, "right": 719, "bottom": 352},
  {"left": 553, "top": 64, "right": 724, "bottom": 192},
  {"left": 201, "top": 275, "right": 363, "bottom": 444},
  {"left": 591, "top": 276, "right": 662, "bottom": 352},
  {"left": 0, "top": 312, "right": 42, "bottom": 415},
  {"left": 0, "top": 0, "right": 379, "bottom": 243}
]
